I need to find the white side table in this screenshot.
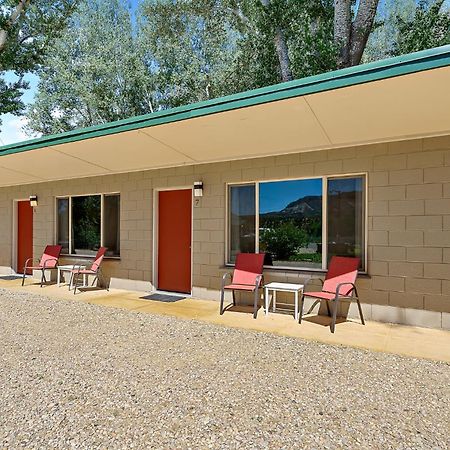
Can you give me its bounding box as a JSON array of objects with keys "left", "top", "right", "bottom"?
[
  {"left": 57, "top": 265, "right": 86, "bottom": 288},
  {"left": 264, "top": 282, "right": 304, "bottom": 320}
]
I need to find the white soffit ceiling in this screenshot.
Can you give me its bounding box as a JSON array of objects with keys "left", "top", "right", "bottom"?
[
  {"left": 1, "top": 66, "right": 450, "bottom": 187},
  {"left": 306, "top": 66, "right": 450, "bottom": 145}
]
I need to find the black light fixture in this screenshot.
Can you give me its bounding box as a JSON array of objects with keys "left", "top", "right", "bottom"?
[
  {"left": 29, "top": 195, "right": 38, "bottom": 207},
  {"left": 194, "top": 181, "right": 203, "bottom": 197}
]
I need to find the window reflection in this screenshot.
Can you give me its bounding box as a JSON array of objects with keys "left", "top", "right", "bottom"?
[
  {"left": 57, "top": 198, "right": 69, "bottom": 254},
  {"left": 229, "top": 185, "right": 255, "bottom": 262},
  {"left": 103, "top": 194, "right": 120, "bottom": 257},
  {"left": 259, "top": 179, "right": 323, "bottom": 268},
  {"left": 327, "top": 176, "right": 365, "bottom": 268},
  {"left": 71, "top": 195, "right": 101, "bottom": 255}
]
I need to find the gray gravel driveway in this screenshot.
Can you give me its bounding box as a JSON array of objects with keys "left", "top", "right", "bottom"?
[{"left": 0, "top": 288, "right": 449, "bottom": 449}]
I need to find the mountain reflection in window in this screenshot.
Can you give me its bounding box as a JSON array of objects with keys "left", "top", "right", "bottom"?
[
  {"left": 259, "top": 179, "right": 323, "bottom": 268},
  {"left": 229, "top": 185, "right": 256, "bottom": 262},
  {"left": 327, "top": 177, "right": 365, "bottom": 268}
]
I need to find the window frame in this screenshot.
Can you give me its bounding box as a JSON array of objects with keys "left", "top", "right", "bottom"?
[
  {"left": 55, "top": 192, "right": 121, "bottom": 258},
  {"left": 225, "top": 173, "right": 368, "bottom": 273}
]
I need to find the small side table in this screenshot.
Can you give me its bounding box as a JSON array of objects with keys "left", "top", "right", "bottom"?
[
  {"left": 57, "top": 265, "right": 86, "bottom": 288},
  {"left": 264, "top": 282, "right": 304, "bottom": 320}
]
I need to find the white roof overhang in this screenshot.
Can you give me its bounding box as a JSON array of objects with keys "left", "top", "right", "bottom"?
[{"left": 1, "top": 46, "right": 450, "bottom": 187}]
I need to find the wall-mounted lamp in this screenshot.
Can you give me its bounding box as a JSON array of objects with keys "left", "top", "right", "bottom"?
[
  {"left": 29, "top": 195, "right": 38, "bottom": 207},
  {"left": 193, "top": 181, "right": 204, "bottom": 198}
]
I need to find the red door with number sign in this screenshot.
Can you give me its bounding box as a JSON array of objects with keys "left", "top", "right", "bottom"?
[{"left": 158, "top": 189, "right": 192, "bottom": 294}]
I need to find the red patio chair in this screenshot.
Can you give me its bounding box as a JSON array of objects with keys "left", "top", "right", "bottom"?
[
  {"left": 299, "top": 256, "right": 364, "bottom": 333},
  {"left": 220, "top": 253, "right": 265, "bottom": 319},
  {"left": 22, "top": 245, "right": 63, "bottom": 287},
  {"left": 70, "top": 247, "right": 108, "bottom": 294}
]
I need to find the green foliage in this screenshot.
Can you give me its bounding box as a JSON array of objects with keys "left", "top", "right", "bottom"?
[
  {"left": 260, "top": 221, "right": 309, "bottom": 260},
  {"left": 27, "top": 0, "right": 155, "bottom": 135},
  {"left": 140, "top": 0, "right": 243, "bottom": 108},
  {"left": 395, "top": 0, "right": 450, "bottom": 54},
  {"left": 364, "top": 0, "right": 450, "bottom": 62},
  {"left": 363, "top": 0, "right": 417, "bottom": 62},
  {"left": 139, "top": 0, "right": 336, "bottom": 108},
  {"left": 0, "top": 0, "right": 78, "bottom": 122},
  {"left": 72, "top": 195, "right": 101, "bottom": 252},
  {"left": 0, "top": 77, "right": 26, "bottom": 117}
]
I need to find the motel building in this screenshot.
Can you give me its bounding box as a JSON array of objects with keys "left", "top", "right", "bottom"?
[{"left": 1, "top": 46, "right": 450, "bottom": 330}]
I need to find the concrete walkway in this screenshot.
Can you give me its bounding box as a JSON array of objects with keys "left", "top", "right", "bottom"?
[{"left": 1, "top": 277, "right": 449, "bottom": 363}]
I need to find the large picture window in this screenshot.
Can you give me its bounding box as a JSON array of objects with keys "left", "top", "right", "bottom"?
[
  {"left": 228, "top": 175, "right": 366, "bottom": 271},
  {"left": 57, "top": 193, "right": 120, "bottom": 257}
]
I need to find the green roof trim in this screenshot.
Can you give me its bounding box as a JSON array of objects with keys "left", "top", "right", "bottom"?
[{"left": 1, "top": 45, "right": 450, "bottom": 157}]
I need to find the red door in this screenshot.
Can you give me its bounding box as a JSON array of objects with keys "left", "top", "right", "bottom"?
[
  {"left": 158, "top": 189, "right": 192, "bottom": 294},
  {"left": 17, "top": 201, "right": 33, "bottom": 274}
]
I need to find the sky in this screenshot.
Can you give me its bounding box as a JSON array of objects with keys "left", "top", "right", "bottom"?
[{"left": 259, "top": 179, "right": 323, "bottom": 214}]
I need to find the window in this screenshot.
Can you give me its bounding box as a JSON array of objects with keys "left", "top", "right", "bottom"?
[
  {"left": 229, "top": 184, "right": 255, "bottom": 262},
  {"left": 57, "top": 194, "right": 120, "bottom": 257},
  {"left": 56, "top": 198, "right": 69, "bottom": 254},
  {"left": 259, "top": 179, "right": 323, "bottom": 269},
  {"left": 327, "top": 176, "right": 365, "bottom": 264},
  {"left": 228, "top": 175, "right": 366, "bottom": 270}
]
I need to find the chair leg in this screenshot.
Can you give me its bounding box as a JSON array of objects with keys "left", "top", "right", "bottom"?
[
  {"left": 330, "top": 298, "right": 340, "bottom": 333},
  {"left": 356, "top": 297, "right": 365, "bottom": 325},
  {"left": 73, "top": 273, "right": 79, "bottom": 295},
  {"left": 306, "top": 299, "right": 320, "bottom": 315},
  {"left": 21, "top": 269, "right": 26, "bottom": 286},
  {"left": 298, "top": 294, "right": 305, "bottom": 324},
  {"left": 220, "top": 288, "right": 226, "bottom": 315},
  {"left": 232, "top": 290, "right": 236, "bottom": 306},
  {"left": 253, "top": 289, "right": 259, "bottom": 319},
  {"left": 40, "top": 270, "right": 46, "bottom": 288},
  {"left": 325, "top": 299, "right": 331, "bottom": 316}
]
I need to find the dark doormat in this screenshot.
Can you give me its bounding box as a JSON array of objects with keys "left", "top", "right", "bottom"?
[
  {"left": 140, "top": 293, "right": 186, "bottom": 302},
  {"left": 0, "top": 275, "right": 24, "bottom": 280}
]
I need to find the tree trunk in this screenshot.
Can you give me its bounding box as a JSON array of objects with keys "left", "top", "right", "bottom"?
[
  {"left": 260, "top": 0, "right": 293, "bottom": 82},
  {"left": 0, "top": 0, "right": 30, "bottom": 54},
  {"left": 334, "top": 0, "right": 379, "bottom": 68},
  {"left": 334, "top": 0, "right": 352, "bottom": 68},
  {"left": 274, "top": 27, "right": 293, "bottom": 81},
  {"left": 349, "top": 0, "right": 379, "bottom": 66}
]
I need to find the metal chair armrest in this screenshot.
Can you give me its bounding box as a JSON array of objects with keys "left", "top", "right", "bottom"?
[
  {"left": 303, "top": 276, "right": 325, "bottom": 292},
  {"left": 42, "top": 258, "right": 59, "bottom": 270},
  {"left": 72, "top": 263, "right": 86, "bottom": 274},
  {"left": 255, "top": 274, "right": 263, "bottom": 290},
  {"left": 221, "top": 272, "right": 232, "bottom": 289},
  {"left": 23, "top": 257, "right": 38, "bottom": 268},
  {"left": 334, "top": 282, "right": 357, "bottom": 298}
]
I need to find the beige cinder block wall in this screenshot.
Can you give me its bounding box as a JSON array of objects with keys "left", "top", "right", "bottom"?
[{"left": 0, "top": 135, "right": 449, "bottom": 329}]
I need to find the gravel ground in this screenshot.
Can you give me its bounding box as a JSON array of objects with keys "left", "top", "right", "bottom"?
[{"left": 0, "top": 288, "right": 449, "bottom": 449}]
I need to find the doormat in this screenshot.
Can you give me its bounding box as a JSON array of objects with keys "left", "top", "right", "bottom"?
[
  {"left": 0, "top": 275, "right": 23, "bottom": 280},
  {"left": 140, "top": 293, "right": 186, "bottom": 302}
]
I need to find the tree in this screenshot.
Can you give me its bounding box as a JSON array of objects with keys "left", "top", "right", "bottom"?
[
  {"left": 140, "top": 0, "right": 336, "bottom": 108},
  {"left": 224, "top": 0, "right": 336, "bottom": 82},
  {"left": 363, "top": 0, "right": 417, "bottom": 62},
  {"left": 27, "top": 0, "right": 156, "bottom": 135},
  {"left": 0, "top": 0, "right": 78, "bottom": 121},
  {"left": 395, "top": 0, "right": 450, "bottom": 54},
  {"left": 334, "top": 0, "right": 380, "bottom": 68},
  {"left": 140, "top": 0, "right": 243, "bottom": 109}
]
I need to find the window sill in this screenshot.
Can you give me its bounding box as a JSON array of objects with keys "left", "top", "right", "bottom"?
[
  {"left": 223, "top": 264, "right": 370, "bottom": 278},
  {"left": 61, "top": 254, "right": 121, "bottom": 261}
]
